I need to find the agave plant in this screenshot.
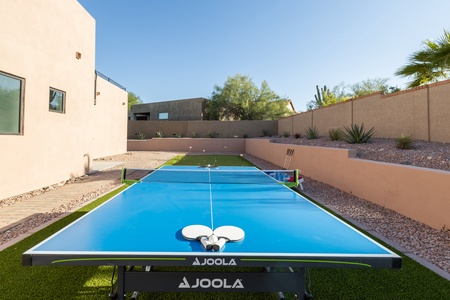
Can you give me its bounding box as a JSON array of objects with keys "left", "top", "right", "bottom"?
[
  {"left": 136, "top": 132, "right": 146, "bottom": 140},
  {"left": 341, "top": 123, "right": 375, "bottom": 144},
  {"left": 328, "top": 128, "right": 342, "bottom": 141},
  {"left": 305, "top": 126, "right": 320, "bottom": 140}
]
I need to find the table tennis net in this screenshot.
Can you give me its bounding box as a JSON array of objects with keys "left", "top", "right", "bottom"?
[{"left": 121, "top": 168, "right": 299, "bottom": 186}]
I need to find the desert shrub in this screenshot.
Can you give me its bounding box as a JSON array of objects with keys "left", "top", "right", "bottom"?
[
  {"left": 155, "top": 131, "right": 164, "bottom": 138},
  {"left": 328, "top": 128, "right": 342, "bottom": 141},
  {"left": 395, "top": 134, "right": 414, "bottom": 149},
  {"left": 282, "top": 131, "right": 290, "bottom": 138},
  {"left": 305, "top": 126, "right": 320, "bottom": 139},
  {"left": 294, "top": 132, "right": 302, "bottom": 139},
  {"left": 208, "top": 131, "right": 218, "bottom": 138},
  {"left": 341, "top": 123, "right": 375, "bottom": 144}
]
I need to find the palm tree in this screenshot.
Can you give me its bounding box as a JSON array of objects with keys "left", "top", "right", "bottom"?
[
  {"left": 396, "top": 30, "right": 450, "bottom": 88},
  {"left": 429, "top": 30, "right": 450, "bottom": 67}
]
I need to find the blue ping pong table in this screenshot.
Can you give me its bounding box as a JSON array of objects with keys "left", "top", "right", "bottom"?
[{"left": 23, "top": 166, "right": 401, "bottom": 299}]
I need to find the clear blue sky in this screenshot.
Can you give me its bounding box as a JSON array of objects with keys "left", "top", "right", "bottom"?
[{"left": 77, "top": 0, "right": 450, "bottom": 112}]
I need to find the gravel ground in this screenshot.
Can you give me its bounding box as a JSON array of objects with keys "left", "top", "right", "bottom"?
[
  {"left": 271, "top": 136, "right": 450, "bottom": 172},
  {"left": 1, "top": 142, "right": 449, "bottom": 276}
]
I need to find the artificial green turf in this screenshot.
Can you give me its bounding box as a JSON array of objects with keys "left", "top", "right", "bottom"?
[
  {"left": 0, "top": 186, "right": 129, "bottom": 299},
  {"left": 1, "top": 156, "right": 449, "bottom": 299}
]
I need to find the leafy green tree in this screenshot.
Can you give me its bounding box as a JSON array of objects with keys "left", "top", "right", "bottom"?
[
  {"left": 206, "top": 74, "right": 293, "bottom": 120},
  {"left": 349, "top": 78, "right": 390, "bottom": 97},
  {"left": 396, "top": 29, "right": 450, "bottom": 88},
  {"left": 306, "top": 79, "right": 400, "bottom": 110},
  {"left": 128, "top": 91, "right": 143, "bottom": 110}
]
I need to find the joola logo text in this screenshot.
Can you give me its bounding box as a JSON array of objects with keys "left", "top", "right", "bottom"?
[
  {"left": 192, "top": 257, "right": 237, "bottom": 266},
  {"left": 178, "top": 277, "right": 244, "bottom": 289}
]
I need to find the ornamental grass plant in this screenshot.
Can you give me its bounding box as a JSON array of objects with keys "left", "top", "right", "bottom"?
[
  {"left": 395, "top": 134, "right": 414, "bottom": 149},
  {"left": 305, "top": 126, "right": 320, "bottom": 140}
]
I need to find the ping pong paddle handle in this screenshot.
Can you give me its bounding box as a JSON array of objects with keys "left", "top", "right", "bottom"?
[
  {"left": 213, "top": 238, "right": 227, "bottom": 251},
  {"left": 200, "top": 237, "right": 213, "bottom": 250}
]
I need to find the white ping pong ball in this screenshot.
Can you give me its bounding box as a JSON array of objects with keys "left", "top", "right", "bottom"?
[{"left": 209, "top": 234, "right": 218, "bottom": 243}]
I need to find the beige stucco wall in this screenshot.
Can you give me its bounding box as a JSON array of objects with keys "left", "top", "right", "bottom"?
[
  {"left": 89, "top": 76, "right": 128, "bottom": 159},
  {"left": 0, "top": 0, "right": 127, "bottom": 200},
  {"left": 292, "top": 111, "right": 312, "bottom": 135},
  {"left": 277, "top": 116, "right": 294, "bottom": 135},
  {"left": 128, "top": 138, "right": 246, "bottom": 153},
  {"left": 429, "top": 82, "right": 450, "bottom": 142},
  {"left": 281, "top": 80, "right": 450, "bottom": 142},
  {"left": 311, "top": 100, "right": 352, "bottom": 135},
  {"left": 245, "top": 139, "right": 450, "bottom": 230},
  {"left": 352, "top": 92, "right": 422, "bottom": 139},
  {"left": 128, "top": 120, "right": 277, "bottom": 139}
]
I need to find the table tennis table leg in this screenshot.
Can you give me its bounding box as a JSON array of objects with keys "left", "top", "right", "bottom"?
[
  {"left": 297, "top": 267, "right": 306, "bottom": 300},
  {"left": 116, "top": 266, "right": 126, "bottom": 300}
]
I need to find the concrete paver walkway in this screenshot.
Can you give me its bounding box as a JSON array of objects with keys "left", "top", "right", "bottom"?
[
  {"left": 0, "top": 151, "right": 181, "bottom": 247},
  {"left": 0, "top": 170, "right": 120, "bottom": 230}
]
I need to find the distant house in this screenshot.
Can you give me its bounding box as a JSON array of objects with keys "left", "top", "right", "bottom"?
[
  {"left": 129, "top": 97, "right": 207, "bottom": 121},
  {"left": 0, "top": 0, "right": 128, "bottom": 200},
  {"left": 129, "top": 97, "right": 295, "bottom": 121},
  {"left": 285, "top": 100, "right": 296, "bottom": 113}
]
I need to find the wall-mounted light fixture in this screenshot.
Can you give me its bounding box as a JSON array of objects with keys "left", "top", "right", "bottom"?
[
  {"left": 76, "top": 52, "right": 82, "bottom": 59},
  {"left": 96, "top": 91, "right": 100, "bottom": 96}
]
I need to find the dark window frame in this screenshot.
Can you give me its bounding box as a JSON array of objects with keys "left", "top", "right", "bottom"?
[
  {"left": 0, "top": 71, "right": 25, "bottom": 135},
  {"left": 49, "top": 87, "right": 66, "bottom": 113}
]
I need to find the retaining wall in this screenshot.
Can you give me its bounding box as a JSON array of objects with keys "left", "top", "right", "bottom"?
[{"left": 245, "top": 139, "right": 450, "bottom": 230}]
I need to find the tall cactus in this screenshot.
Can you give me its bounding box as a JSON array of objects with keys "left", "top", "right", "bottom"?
[
  {"left": 307, "top": 85, "right": 337, "bottom": 110},
  {"left": 314, "top": 85, "right": 322, "bottom": 105},
  {"left": 314, "top": 85, "right": 330, "bottom": 108}
]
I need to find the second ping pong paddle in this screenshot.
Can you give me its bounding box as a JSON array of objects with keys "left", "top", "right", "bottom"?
[
  {"left": 212, "top": 226, "right": 245, "bottom": 251},
  {"left": 182, "top": 225, "right": 213, "bottom": 250}
]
